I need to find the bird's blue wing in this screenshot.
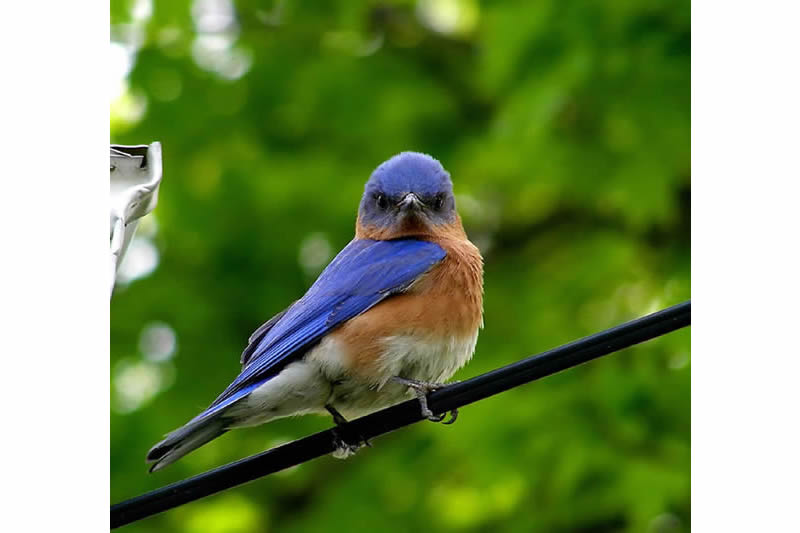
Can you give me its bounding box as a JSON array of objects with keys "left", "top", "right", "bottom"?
[{"left": 203, "top": 238, "right": 446, "bottom": 417}]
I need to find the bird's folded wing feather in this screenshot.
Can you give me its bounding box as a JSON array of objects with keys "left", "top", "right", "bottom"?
[
  {"left": 240, "top": 305, "right": 293, "bottom": 367},
  {"left": 204, "top": 238, "right": 446, "bottom": 417}
]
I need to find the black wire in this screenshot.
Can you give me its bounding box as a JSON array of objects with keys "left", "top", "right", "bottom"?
[{"left": 111, "top": 300, "right": 690, "bottom": 528}]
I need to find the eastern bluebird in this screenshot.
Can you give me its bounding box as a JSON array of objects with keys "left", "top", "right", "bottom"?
[{"left": 146, "top": 152, "right": 484, "bottom": 471}]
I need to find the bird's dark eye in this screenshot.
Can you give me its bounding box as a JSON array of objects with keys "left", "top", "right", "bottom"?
[
  {"left": 433, "top": 194, "right": 445, "bottom": 210},
  {"left": 375, "top": 193, "right": 389, "bottom": 209}
]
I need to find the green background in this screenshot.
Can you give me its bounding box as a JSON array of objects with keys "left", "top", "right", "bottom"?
[{"left": 111, "top": 1, "right": 690, "bottom": 531}]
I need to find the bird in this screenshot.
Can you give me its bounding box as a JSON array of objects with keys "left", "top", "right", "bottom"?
[{"left": 146, "top": 152, "right": 484, "bottom": 471}]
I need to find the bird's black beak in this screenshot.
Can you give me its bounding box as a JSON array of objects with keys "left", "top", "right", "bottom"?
[{"left": 397, "top": 193, "right": 423, "bottom": 212}]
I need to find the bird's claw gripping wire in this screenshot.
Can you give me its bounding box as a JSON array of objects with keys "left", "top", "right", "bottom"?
[
  {"left": 390, "top": 377, "right": 459, "bottom": 424},
  {"left": 326, "top": 405, "right": 372, "bottom": 459}
]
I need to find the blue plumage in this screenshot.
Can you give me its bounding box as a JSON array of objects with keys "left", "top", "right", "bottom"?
[
  {"left": 366, "top": 152, "right": 452, "bottom": 198},
  {"left": 359, "top": 152, "right": 456, "bottom": 229},
  {"left": 206, "top": 238, "right": 446, "bottom": 417}
]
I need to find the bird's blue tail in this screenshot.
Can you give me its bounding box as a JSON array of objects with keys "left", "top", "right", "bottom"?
[
  {"left": 146, "top": 416, "right": 227, "bottom": 472},
  {"left": 146, "top": 379, "right": 263, "bottom": 471}
]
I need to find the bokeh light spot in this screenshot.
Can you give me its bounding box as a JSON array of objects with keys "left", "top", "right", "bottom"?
[
  {"left": 192, "top": 0, "right": 236, "bottom": 34},
  {"left": 140, "top": 322, "right": 178, "bottom": 362},
  {"left": 117, "top": 236, "right": 159, "bottom": 285},
  {"left": 299, "top": 233, "right": 333, "bottom": 277},
  {"left": 416, "top": 0, "right": 480, "bottom": 37},
  {"left": 110, "top": 82, "right": 148, "bottom": 130},
  {"left": 113, "top": 359, "right": 163, "bottom": 414}
]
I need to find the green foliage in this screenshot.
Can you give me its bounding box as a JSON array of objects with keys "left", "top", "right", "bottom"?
[{"left": 111, "top": 0, "right": 690, "bottom": 531}]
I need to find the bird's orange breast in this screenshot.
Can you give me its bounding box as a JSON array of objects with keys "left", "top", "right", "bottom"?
[{"left": 331, "top": 235, "right": 484, "bottom": 382}]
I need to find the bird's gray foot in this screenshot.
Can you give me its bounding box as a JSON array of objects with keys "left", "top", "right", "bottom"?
[
  {"left": 390, "top": 377, "right": 459, "bottom": 424},
  {"left": 326, "top": 404, "right": 349, "bottom": 426},
  {"left": 326, "top": 404, "right": 371, "bottom": 458},
  {"left": 331, "top": 433, "right": 361, "bottom": 459}
]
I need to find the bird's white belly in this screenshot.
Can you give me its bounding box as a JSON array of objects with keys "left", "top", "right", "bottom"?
[
  {"left": 228, "top": 330, "right": 478, "bottom": 425},
  {"left": 323, "top": 331, "right": 479, "bottom": 419}
]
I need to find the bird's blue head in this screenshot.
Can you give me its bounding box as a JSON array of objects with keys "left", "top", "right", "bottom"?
[{"left": 357, "top": 152, "right": 460, "bottom": 240}]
